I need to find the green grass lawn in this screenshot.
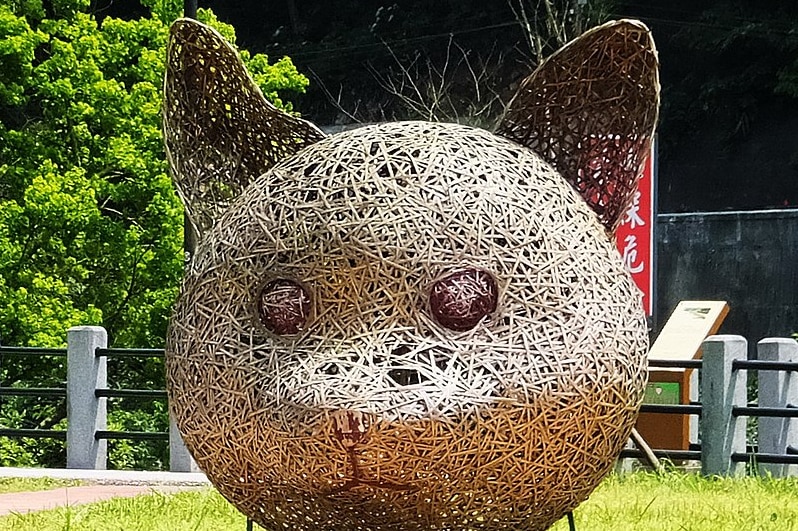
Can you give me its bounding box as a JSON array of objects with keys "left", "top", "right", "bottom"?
[
  {"left": 0, "top": 471, "right": 796, "bottom": 530},
  {"left": 0, "top": 488, "right": 243, "bottom": 531},
  {"left": 551, "top": 472, "right": 798, "bottom": 531}
]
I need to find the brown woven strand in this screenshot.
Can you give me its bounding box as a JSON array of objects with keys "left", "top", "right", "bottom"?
[
  {"left": 496, "top": 19, "right": 660, "bottom": 234},
  {"left": 164, "top": 18, "right": 655, "bottom": 531},
  {"left": 163, "top": 19, "right": 325, "bottom": 238}
]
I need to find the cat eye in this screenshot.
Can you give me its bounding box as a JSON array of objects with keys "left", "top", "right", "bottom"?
[
  {"left": 257, "top": 278, "right": 311, "bottom": 335},
  {"left": 429, "top": 268, "right": 498, "bottom": 331}
]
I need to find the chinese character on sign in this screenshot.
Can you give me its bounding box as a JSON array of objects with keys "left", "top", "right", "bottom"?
[
  {"left": 621, "top": 234, "right": 645, "bottom": 274},
  {"left": 624, "top": 190, "right": 645, "bottom": 229}
]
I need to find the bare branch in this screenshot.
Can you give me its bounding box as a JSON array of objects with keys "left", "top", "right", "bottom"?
[
  {"left": 508, "top": 0, "right": 614, "bottom": 65},
  {"left": 369, "top": 37, "right": 508, "bottom": 128},
  {"left": 307, "top": 69, "right": 363, "bottom": 124}
]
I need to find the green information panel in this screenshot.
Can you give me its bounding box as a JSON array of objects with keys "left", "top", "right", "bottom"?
[{"left": 643, "top": 382, "right": 680, "bottom": 405}]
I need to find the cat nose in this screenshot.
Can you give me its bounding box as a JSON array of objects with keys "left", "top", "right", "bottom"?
[
  {"left": 385, "top": 344, "right": 438, "bottom": 386},
  {"left": 387, "top": 368, "right": 422, "bottom": 386},
  {"left": 331, "top": 409, "right": 370, "bottom": 447}
]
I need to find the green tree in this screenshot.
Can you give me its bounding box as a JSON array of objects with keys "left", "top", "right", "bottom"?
[
  {"left": 0, "top": 0, "right": 310, "bottom": 467},
  {"left": 0, "top": 0, "right": 310, "bottom": 350}
]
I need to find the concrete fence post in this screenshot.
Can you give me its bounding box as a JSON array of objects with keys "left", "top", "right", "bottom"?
[
  {"left": 169, "top": 414, "right": 199, "bottom": 472},
  {"left": 757, "top": 337, "right": 798, "bottom": 477},
  {"left": 689, "top": 367, "right": 700, "bottom": 447},
  {"left": 700, "top": 335, "right": 747, "bottom": 477},
  {"left": 66, "top": 326, "right": 108, "bottom": 469}
]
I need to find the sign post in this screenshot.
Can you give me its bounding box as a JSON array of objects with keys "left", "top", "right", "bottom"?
[
  {"left": 184, "top": 0, "right": 197, "bottom": 19},
  {"left": 616, "top": 141, "right": 656, "bottom": 322}
]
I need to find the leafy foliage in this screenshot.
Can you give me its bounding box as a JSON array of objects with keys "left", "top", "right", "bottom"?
[
  {"left": 107, "top": 399, "right": 169, "bottom": 470},
  {"left": 0, "top": 0, "right": 309, "bottom": 349},
  {"left": 0, "top": 0, "right": 310, "bottom": 468}
]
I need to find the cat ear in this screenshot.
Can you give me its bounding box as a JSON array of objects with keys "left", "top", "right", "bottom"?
[
  {"left": 163, "top": 18, "right": 325, "bottom": 239},
  {"left": 495, "top": 19, "right": 659, "bottom": 234}
]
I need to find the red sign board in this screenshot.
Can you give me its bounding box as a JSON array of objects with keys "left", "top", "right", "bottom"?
[{"left": 615, "top": 147, "right": 655, "bottom": 316}]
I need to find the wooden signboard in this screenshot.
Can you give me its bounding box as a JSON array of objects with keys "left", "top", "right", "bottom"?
[{"left": 636, "top": 301, "right": 730, "bottom": 450}]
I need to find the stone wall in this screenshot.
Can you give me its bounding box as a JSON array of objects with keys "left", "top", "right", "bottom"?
[{"left": 656, "top": 209, "right": 798, "bottom": 346}]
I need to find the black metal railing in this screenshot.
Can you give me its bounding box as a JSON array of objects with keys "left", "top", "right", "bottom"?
[
  {"left": 625, "top": 355, "right": 798, "bottom": 469},
  {"left": 0, "top": 346, "right": 67, "bottom": 440},
  {"left": 92, "top": 347, "right": 169, "bottom": 443},
  {"left": 0, "top": 345, "right": 170, "bottom": 444},
  {"left": 3, "top": 343, "right": 798, "bottom": 472}
]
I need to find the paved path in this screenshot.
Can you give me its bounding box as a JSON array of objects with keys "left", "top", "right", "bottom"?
[
  {"left": 0, "top": 467, "right": 210, "bottom": 516},
  {"left": 0, "top": 485, "right": 200, "bottom": 516}
]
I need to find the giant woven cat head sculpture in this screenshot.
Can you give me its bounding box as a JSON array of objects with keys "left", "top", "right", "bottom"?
[{"left": 164, "top": 18, "right": 658, "bottom": 531}]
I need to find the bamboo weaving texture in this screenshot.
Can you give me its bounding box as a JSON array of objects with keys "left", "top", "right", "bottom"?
[{"left": 164, "top": 18, "right": 658, "bottom": 531}]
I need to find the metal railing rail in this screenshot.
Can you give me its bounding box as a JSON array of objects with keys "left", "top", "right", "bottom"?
[
  {"left": 95, "top": 348, "right": 165, "bottom": 358},
  {"left": 0, "top": 428, "right": 67, "bottom": 440},
  {"left": 0, "top": 347, "right": 67, "bottom": 357},
  {"left": 2, "top": 332, "right": 796, "bottom": 476}
]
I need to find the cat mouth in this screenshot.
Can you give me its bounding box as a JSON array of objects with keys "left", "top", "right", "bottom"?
[
  {"left": 331, "top": 409, "right": 370, "bottom": 448},
  {"left": 326, "top": 409, "right": 417, "bottom": 495}
]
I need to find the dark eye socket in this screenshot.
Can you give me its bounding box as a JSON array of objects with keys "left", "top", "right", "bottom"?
[
  {"left": 429, "top": 268, "right": 498, "bottom": 331},
  {"left": 257, "top": 279, "right": 311, "bottom": 335}
]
